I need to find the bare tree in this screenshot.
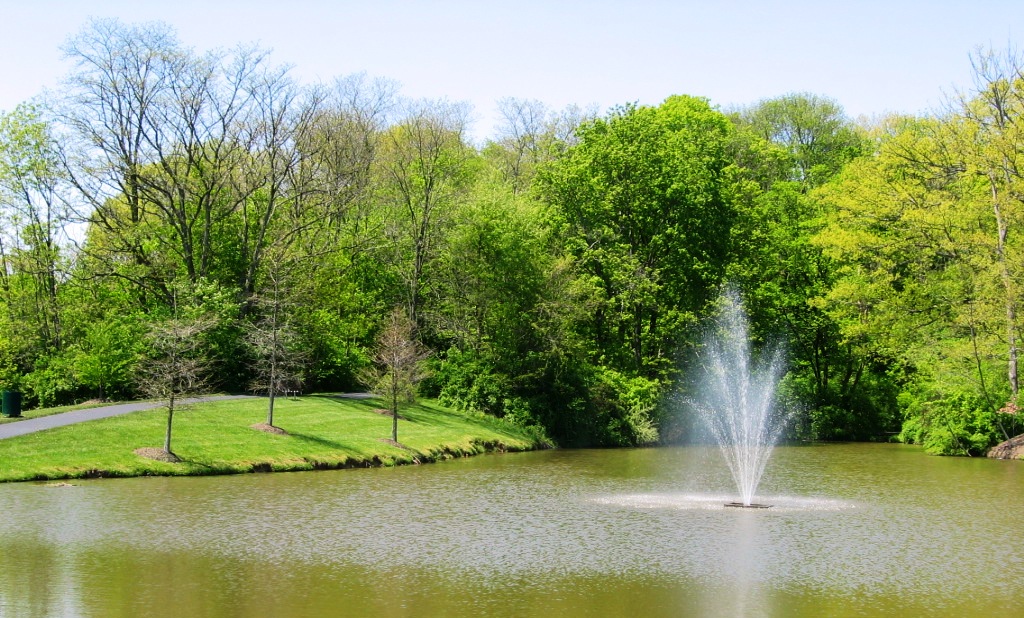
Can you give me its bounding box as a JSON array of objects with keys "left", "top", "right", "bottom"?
[
  {"left": 283, "top": 74, "right": 396, "bottom": 279},
  {"left": 57, "top": 19, "right": 186, "bottom": 301},
  {"left": 58, "top": 19, "right": 308, "bottom": 306},
  {"left": 489, "top": 98, "right": 595, "bottom": 194},
  {"left": 245, "top": 259, "right": 305, "bottom": 428},
  {"left": 231, "top": 57, "right": 318, "bottom": 301},
  {"left": 361, "top": 307, "right": 430, "bottom": 443},
  {"left": 136, "top": 306, "right": 213, "bottom": 459}
]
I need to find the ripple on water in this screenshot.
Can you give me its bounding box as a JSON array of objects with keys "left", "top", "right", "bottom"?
[{"left": 590, "top": 492, "right": 859, "bottom": 512}]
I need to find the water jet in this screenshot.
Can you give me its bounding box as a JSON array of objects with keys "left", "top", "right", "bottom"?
[{"left": 690, "top": 287, "right": 788, "bottom": 508}]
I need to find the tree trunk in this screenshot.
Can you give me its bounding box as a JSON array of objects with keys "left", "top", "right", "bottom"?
[
  {"left": 391, "top": 378, "right": 400, "bottom": 443},
  {"left": 392, "top": 405, "right": 399, "bottom": 443},
  {"left": 164, "top": 393, "right": 176, "bottom": 454},
  {"left": 991, "top": 179, "right": 1019, "bottom": 400}
]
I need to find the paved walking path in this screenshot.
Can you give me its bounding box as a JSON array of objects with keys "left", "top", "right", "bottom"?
[{"left": 0, "top": 395, "right": 257, "bottom": 440}]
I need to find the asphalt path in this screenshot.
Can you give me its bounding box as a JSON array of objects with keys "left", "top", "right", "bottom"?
[{"left": 0, "top": 395, "right": 257, "bottom": 440}]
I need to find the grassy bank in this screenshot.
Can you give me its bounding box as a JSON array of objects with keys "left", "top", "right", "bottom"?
[{"left": 0, "top": 395, "right": 544, "bottom": 483}]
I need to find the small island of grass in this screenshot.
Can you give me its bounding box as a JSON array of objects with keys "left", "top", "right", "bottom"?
[{"left": 0, "top": 395, "right": 545, "bottom": 483}]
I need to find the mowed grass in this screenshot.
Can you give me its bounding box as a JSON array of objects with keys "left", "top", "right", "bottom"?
[{"left": 0, "top": 395, "right": 542, "bottom": 482}]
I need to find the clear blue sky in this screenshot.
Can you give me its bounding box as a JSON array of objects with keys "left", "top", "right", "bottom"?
[{"left": 1, "top": 0, "right": 1021, "bottom": 141}]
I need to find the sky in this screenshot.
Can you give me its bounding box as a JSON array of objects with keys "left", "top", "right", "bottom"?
[{"left": 1, "top": 0, "right": 1022, "bottom": 142}]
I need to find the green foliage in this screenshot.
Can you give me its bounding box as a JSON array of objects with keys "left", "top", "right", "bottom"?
[
  {"left": 735, "top": 92, "right": 865, "bottom": 187},
  {"left": 21, "top": 352, "right": 79, "bottom": 408},
  {"left": 726, "top": 94, "right": 901, "bottom": 442},
  {"left": 435, "top": 348, "right": 510, "bottom": 415},
  {"left": 0, "top": 333, "right": 21, "bottom": 392},
  {"left": 7, "top": 18, "right": 1023, "bottom": 455},
  {"left": 778, "top": 365, "right": 900, "bottom": 442},
  {"left": 898, "top": 389, "right": 1009, "bottom": 456},
  {"left": 71, "top": 315, "right": 145, "bottom": 401},
  {"left": 588, "top": 366, "right": 661, "bottom": 446},
  {"left": 536, "top": 96, "right": 734, "bottom": 379},
  {"left": 435, "top": 347, "right": 662, "bottom": 447}
]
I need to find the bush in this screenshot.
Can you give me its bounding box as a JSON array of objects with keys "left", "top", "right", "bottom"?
[
  {"left": 21, "top": 353, "right": 81, "bottom": 408},
  {"left": 898, "top": 390, "right": 1004, "bottom": 456},
  {"left": 435, "top": 349, "right": 508, "bottom": 416},
  {"left": 433, "top": 348, "right": 665, "bottom": 447},
  {"left": 589, "top": 366, "right": 661, "bottom": 446},
  {"left": 777, "top": 367, "right": 900, "bottom": 442}
]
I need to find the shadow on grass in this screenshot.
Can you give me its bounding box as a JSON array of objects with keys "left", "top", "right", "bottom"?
[
  {"left": 296, "top": 394, "right": 525, "bottom": 440},
  {"left": 286, "top": 431, "right": 355, "bottom": 452},
  {"left": 310, "top": 394, "right": 422, "bottom": 422},
  {"left": 309, "top": 394, "right": 382, "bottom": 410},
  {"left": 176, "top": 459, "right": 219, "bottom": 472}
]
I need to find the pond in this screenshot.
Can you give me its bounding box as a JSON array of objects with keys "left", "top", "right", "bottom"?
[{"left": 1, "top": 443, "right": 1022, "bottom": 617}]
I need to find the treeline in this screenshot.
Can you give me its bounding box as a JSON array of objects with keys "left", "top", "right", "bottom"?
[{"left": 1, "top": 19, "right": 1022, "bottom": 453}]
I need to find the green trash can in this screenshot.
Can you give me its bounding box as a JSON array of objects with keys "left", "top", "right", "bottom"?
[{"left": 1, "top": 390, "right": 21, "bottom": 418}]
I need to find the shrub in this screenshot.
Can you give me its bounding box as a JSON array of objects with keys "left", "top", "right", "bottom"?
[
  {"left": 898, "top": 389, "right": 1004, "bottom": 456},
  {"left": 21, "top": 353, "right": 81, "bottom": 408},
  {"left": 589, "top": 366, "right": 661, "bottom": 446}
]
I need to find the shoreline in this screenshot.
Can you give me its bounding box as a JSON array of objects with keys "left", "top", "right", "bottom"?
[{"left": 0, "top": 396, "right": 546, "bottom": 483}]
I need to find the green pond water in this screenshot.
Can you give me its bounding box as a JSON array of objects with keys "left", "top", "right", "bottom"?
[{"left": 0, "top": 443, "right": 1022, "bottom": 617}]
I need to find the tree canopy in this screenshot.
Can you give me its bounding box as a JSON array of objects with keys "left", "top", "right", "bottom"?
[{"left": 2, "top": 18, "right": 1022, "bottom": 453}]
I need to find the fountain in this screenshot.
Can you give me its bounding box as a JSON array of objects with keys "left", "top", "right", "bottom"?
[{"left": 690, "top": 288, "right": 788, "bottom": 508}]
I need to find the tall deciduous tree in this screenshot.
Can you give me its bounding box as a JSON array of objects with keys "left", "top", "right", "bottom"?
[
  {"left": 536, "top": 95, "right": 734, "bottom": 378},
  {"left": 737, "top": 92, "right": 864, "bottom": 187},
  {"left": 956, "top": 48, "right": 1024, "bottom": 403},
  {"left": 377, "top": 99, "right": 476, "bottom": 329},
  {"left": 486, "top": 98, "right": 593, "bottom": 195},
  {"left": 727, "top": 94, "right": 882, "bottom": 438},
  {"left": 0, "top": 104, "right": 69, "bottom": 358},
  {"left": 813, "top": 108, "right": 1021, "bottom": 451},
  {"left": 59, "top": 18, "right": 314, "bottom": 306}
]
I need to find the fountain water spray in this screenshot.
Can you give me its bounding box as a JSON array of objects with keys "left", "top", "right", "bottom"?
[{"left": 691, "top": 288, "right": 787, "bottom": 508}]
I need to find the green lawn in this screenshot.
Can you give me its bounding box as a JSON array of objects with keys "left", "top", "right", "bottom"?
[{"left": 0, "top": 395, "right": 543, "bottom": 482}]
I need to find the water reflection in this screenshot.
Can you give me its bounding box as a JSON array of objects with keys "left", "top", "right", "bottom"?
[{"left": 1, "top": 444, "right": 1023, "bottom": 617}]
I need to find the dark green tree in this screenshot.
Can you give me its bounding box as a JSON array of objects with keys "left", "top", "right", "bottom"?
[{"left": 536, "top": 95, "right": 735, "bottom": 378}]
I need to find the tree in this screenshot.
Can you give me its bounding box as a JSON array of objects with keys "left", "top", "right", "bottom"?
[
  {"left": 58, "top": 19, "right": 189, "bottom": 302},
  {"left": 485, "top": 98, "right": 593, "bottom": 195},
  {"left": 249, "top": 75, "right": 399, "bottom": 394},
  {"left": 291, "top": 74, "right": 395, "bottom": 257},
  {"left": 0, "top": 104, "right": 69, "bottom": 358},
  {"left": 245, "top": 260, "right": 305, "bottom": 428},
  {"left": 136, "top": 299, "right": 213, "bottom": 458},
  {"left": 536, "top": 95, "right": 735, "bottom": 378},
  {"left": 955, "top": 48, "right": 1024, "bottom": 404},
  {"left": 59, "top": 18, "right": 314, "bottom": 308},
  {"left": 377, "top": 99, "right": 476, "bottom": 329},
  {"left": 362, "top": 307, "right": 430, "bottom": 443},
  {"left": 72, "top": 315, "right": 144, "bottom": 401},
  {"left": 735, "top": 92, "right": 865, "bottom": 187},
  {"left": 811, "top": 110, "right": 1020, "bottom": 451},
  {"left": 726, "top": 94, "right": 887, "bottom": 439}
]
